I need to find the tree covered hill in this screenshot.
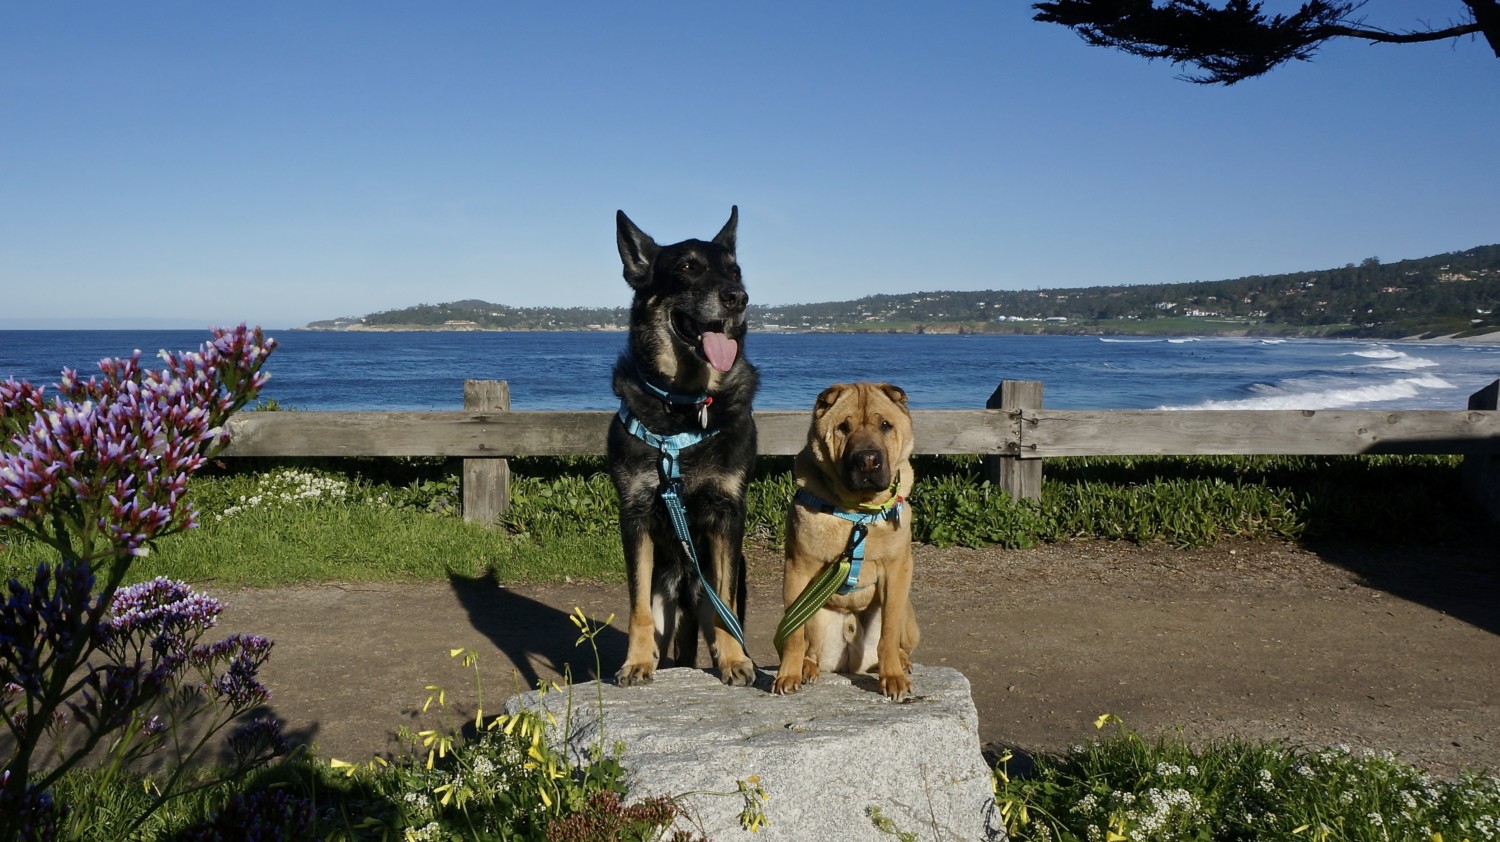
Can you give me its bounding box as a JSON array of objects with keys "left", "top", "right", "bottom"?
[{"left": 302, "top": 244, "right": 1500, "bottom": 338}]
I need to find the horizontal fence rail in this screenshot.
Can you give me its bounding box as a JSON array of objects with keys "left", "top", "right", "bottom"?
[
  {"left": 222, "top": 407, "right": 1500, "bottom": 459},
  {"left": 218, "top": 379, "right": 1500, "bottom": 525}
]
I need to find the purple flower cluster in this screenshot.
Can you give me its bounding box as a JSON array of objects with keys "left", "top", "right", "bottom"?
[
  {"left": 0, "top": 324, "right": 276, "bottom": 560},
  {"left": 0, "top": 559, "right": 101, "bottom": 697},
  {"left": 228, "top": 716, "right": 288, "bottom": 764},
  {"left": 203, "top": 634, "right": 274, "bottom": 708},
  {"left": 102, "top": 576, "right": 222, "bottom": 656}
]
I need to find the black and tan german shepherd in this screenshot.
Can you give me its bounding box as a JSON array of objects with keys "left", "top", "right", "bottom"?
[{"left": 607, "top": 206, "right": 759, "bottom": 687}]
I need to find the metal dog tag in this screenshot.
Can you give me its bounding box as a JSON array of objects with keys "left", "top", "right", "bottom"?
[{"left": 698, "top": 403, "right": 709, "bottom": 429}]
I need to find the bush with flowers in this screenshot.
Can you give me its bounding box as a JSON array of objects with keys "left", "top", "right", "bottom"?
[{"left": 0, "top": 326, "right": 288, "bottom": 840}]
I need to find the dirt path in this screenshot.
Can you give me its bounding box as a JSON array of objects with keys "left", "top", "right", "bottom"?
[{"left": 215, "top": 538, "right": 1499, "bottom": 778}]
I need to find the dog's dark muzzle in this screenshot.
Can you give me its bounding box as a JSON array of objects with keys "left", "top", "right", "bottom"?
[{"left": 843, "top": 446, "right": 893, "bottom": 491}]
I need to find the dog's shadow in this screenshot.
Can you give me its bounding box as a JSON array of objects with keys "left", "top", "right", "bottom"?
[{"left": 447, "top": 570, "right": 628, "bottom": 690}]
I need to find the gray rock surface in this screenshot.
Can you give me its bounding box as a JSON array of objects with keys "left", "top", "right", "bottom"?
[{"left": 502, "top": 664, "right": 1004, "bottom": 841}]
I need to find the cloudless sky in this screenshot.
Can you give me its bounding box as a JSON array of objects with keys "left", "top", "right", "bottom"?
[{"left": 3, "top": 1, "right": 1497, "bottom": 329}]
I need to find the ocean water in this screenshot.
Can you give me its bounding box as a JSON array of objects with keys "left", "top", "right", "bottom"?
[{"left": 2, "top": 330, "right": 1498, "bottom": 413}]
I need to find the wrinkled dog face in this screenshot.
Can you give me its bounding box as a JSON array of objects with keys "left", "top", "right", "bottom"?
[
  {"left": 617, "top": 207, "right": 747, "bottom": 376},
  {"left": 810, "top": 382, "right": 913, "bottom": 493}
]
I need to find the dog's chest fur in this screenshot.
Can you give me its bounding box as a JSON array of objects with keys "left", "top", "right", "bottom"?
[{"left": 785, "top": 502, "right": 912, "bottom": 612}]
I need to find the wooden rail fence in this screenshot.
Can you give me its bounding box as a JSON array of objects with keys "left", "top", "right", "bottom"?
[{"left": 220, "top": 379, "right": 1500, "bottom": 526}]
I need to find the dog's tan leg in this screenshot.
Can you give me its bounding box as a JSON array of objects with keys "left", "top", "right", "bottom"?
[
  {"left": 849, "top": 606, "right": 883, "bottom": 675},
  {"left": 875, "top": 552, "right": 916, "bottom": 700},
  {"left": 900, "top": 608, "right": 921, "bottom": 674},
  {"left": 706, "top": 532, "right": 755, "bottom": 686},
  {"left": 806, "top": 608, "right": 845, "bottom": 673},
  {"left": 772, "top": 559, "right": 821, "bottom": 694},
  {"left": 616, "top": 531, "right": 659, "bottom": 686}
]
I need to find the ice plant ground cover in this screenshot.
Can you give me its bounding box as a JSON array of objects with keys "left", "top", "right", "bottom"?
[
  {"left": 995, "top": 715, "right": 1500, "bottom": 842},
  {"left": 0, "top": 326, "right": 289, "bottom": 840}
]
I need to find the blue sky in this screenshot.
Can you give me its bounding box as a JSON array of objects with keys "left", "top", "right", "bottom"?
[{"left": 3, "top": 2, "right": 1497, "bottom": 330}]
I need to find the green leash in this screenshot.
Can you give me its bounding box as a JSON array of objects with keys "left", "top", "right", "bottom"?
[{"left": 774, "top": 557, "right": 853, "bottom": 657}]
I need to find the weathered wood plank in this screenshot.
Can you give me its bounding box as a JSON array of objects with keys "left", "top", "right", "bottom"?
[
  {"left": 1022, "top": 409, "right": 1500, "bottom": 457},
  {"left": 223, "top": 411, "right": 615, "bottom": 457},
  {"left": 221, "top": 407, "right": 1500, "bottom": 459},
  {"left": 984, "top": 381, "right": 1043, "bottom": 500},
  {"left": 462, "top": 380, "right": 510, "bottom": 526},
  {"left": 758, "top": 410, "right": 1015, "bottom": 456},
  {"left": 220, "top": 409, "right": 1013, "bottom": 457}
]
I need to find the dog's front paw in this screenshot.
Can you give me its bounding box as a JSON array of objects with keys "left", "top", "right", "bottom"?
[
  {"left": 879, "top": 671, "right": 912, "bottom": 701},
  {"left": 771, "top": 673, "right": 803, "bottom": 695},
  {"left": 615, "top": 662, "right": 655, "bottom": 687},
  {"left": 718, "top": 657, "right": 755, "bottom": 687},
  {"left": 771, "top": 658, "right": 819, "bottom": 695}
]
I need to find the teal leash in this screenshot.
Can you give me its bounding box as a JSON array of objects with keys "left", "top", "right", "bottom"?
[{"left": 617, "top": 406, "right": 747, "bottom": 652}]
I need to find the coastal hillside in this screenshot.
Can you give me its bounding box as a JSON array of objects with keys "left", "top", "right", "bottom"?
[{"left": 301, "top": 244, "right": 1500, "bottom": 339}]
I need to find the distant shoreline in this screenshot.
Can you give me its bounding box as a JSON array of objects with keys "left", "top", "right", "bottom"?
[{"left": 289, "top": 322, "right": 1500, "bottom": 343}]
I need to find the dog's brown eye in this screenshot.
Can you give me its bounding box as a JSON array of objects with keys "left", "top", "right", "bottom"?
[
  {"left": 678, "top": 260, "right": 698, "bottom": 275},
  {"left": 880, "top": 419, "right": 894, "bottom": 433},
  {"left": 837, "top": 421, "right": 851, "bottom": 436}
]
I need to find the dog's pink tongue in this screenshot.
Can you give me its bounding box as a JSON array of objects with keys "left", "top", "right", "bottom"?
[{"left": 702, "top": 331, "right": 738, "bottom": 372}]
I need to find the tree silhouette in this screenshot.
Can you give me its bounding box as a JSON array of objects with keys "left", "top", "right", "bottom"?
[{"left": 1032, "top": 1, "right": 1500, "bottom": 84}]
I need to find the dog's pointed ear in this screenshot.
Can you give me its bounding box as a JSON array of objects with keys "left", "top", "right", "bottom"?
[
  {"left": 712, "top": 205, "right": 738, "bottom": 253},
  {"left": 616, "top": 210, "right": 659, "bottom": 289},
  {"left": 879, "top": 383, "right": 909, "bottom": 408},
  {"left": 814, "top": 383, "right": 848, "bottom": 418}
]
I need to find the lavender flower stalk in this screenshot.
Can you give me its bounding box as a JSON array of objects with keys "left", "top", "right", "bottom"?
[{"left": 0, "top": 326, "right": 280, "bottom": 840}]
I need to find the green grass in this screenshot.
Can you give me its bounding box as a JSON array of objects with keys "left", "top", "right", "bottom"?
[{"left": 1, "top": 454, "right": 1472, "bottom": 588}]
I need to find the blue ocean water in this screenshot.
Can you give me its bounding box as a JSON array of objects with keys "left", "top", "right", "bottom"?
[{"left": 2, "top": 330, "right": 1498, "bottom": 412}]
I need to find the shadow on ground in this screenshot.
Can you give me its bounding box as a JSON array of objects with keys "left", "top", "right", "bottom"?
[
  {"left": 1310, "top": 536, "right": 1500, "bottom": 637},
  {"left": 448, "top": 570, "right": 629, "bottom": 689}
]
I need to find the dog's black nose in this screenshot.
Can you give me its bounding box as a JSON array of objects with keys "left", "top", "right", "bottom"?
[
  {"left": 853, "top": 449, "right": 883, "bottom": 474},
  {"left": 720, "top": 286, "right": 748, "bottom": 313}
]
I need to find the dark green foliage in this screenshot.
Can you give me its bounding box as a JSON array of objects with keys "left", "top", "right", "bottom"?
[{"left": 174, "top": 789, "right": 314, "bottom": 842}]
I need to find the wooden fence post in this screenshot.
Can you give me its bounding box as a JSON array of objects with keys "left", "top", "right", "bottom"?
[
  {"left": 462, "top": 380, "right": 511, "bottom": 526},
  {"left": 983, "top": 380, "right": 1043, "bottom": 502},
  {"left": 1462, "top": 378, "right": 1500, "bottom": 524}
]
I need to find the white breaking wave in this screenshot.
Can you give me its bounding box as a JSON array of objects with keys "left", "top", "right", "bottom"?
[
  {"left": 1161, "top": 374, "right": 1455, "bottom": 411},
  {"left": 1349, "top": 347, "right": 1402, "bottom": 360},
  {"left": 1371, "top": 354, "right": 1439, "bottom": 371},
  {"left": 1099, "top": 337, "right": 1165, "bottom": 343},
  {"left": 1345, "top": 345, "right": 1439, "bottom": 371}
]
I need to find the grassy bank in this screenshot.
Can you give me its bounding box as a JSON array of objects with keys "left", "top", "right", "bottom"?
[{"left": 0, "top": 453, "right": 1473, "bottom": 588}]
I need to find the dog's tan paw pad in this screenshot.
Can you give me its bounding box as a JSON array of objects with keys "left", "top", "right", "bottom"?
[
  {"left": 615, "top": 665, "right": 655, "bottom": 687},
  {"left": 719, "top": 659, "right": 756, "bottom": 687},
  {"left": 879, "top": 674, "right": 912, "bottom": 700}
]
